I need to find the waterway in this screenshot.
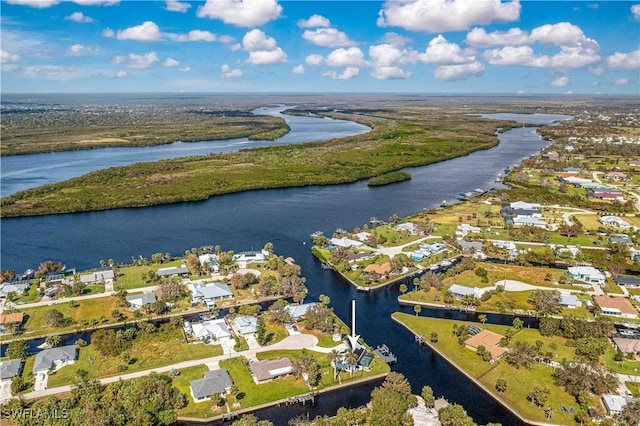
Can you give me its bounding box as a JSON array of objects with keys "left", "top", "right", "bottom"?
[{"left": 0, "top": 105, "right": 570, "bottom": 425}]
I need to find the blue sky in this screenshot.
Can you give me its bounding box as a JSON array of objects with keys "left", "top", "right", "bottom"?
[{"left": 1, "top": 0, "right": 639, "bottom": 94}]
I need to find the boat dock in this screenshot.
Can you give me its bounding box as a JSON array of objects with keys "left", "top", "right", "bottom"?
[{"left": 374, "top": 344, "right": 397, "bottom": 363}]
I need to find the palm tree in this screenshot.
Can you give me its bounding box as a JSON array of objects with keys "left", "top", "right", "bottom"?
[
  {"left": 414, "top": 304, "right": 422, "bottom": 316},
  {"left": 478, "top": 314, "right": 488, "bottom": 325},
  {"left": 327, "top": 349, "right": 340, "bottom": 381},
  {"left": 344, "top": 350, "right": 359, "bottom": 377}
]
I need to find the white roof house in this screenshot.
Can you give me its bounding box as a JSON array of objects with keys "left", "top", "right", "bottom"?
[
  {"left": 510, "top": 201, "right": 541, "bottom": 210},
  {"left": 568, "top": 266, "right": 606, "bottom": 285},
  {"left": 233, "top": 316, "right": 257, "bottom": 335},
  {"left": 284, "top": 303, "right": 318, "bottom": 320},
  {"left": 512, "top": 216, "right": 547, "bottom": 228},
  {"left": 394, "top": 222, "right": 418, "bottom": 234},
  {"left": 189, "top": 282, "right": 234, "bottom": 308},
  {"left": 191, "top": 319, "right": 232, "bottom": 341},
  {"left": 198, "top": 254, "right": 219, "bottom": 272},
  {"left": 559, "top": 294, "right": 580, "bottom": 308},
  {"left": 353, "top": 232, "right": 372, "bottom": 241},
  {"left": 0, "top": 282, "right": 30, "bottom": 298},
  {"left": 448, "top": 284, "right": 486, "bottom": 299},
  {"left": 456, "top": 224, "right": 481, "bottom": 237},
  {"left": 233, "top": 251, "right": 268, "bottom": 263},
  {"left": 157, "top": 266, "right": 189, "bottom": 277},
  {"left": 126, "top": 293, "right": 157, "bottom": 310},
  {"left": 79, "top": 269, "right": 115, "bottom": 284},
  {"left": 602, "top": 394, "right": 627, "bottom": 415},
  {"left": 329, "top": 237, "right": 363, "bottom": 248},
  {"left": 600, "top": 216, "right": 631, "bottom": 229}
]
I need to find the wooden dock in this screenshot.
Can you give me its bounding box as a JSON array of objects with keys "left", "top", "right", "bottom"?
[{"left": 374, "top": 344, "right": 397, "bottom": 363}]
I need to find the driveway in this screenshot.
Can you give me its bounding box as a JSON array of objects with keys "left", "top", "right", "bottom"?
[
  {"left": 0, "top": 380, "right": 12, "bottom": 404},
  {"left": 34, "top": 371, "right": 48, "bottom": 391}
]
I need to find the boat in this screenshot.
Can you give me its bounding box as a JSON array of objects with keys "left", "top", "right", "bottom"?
[
  {"left": 440, "top": 200, "right": 448, "bottom": 207},
  {"left": 310, "top": 231, "right": 324, "bottom": 238}
]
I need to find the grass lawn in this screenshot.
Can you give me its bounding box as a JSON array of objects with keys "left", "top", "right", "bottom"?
[
  {"left": 47, "top": 326, "right": 223, "bottom": 388},
  {"left": 602, "top": 346, "right": 640, "bottom": 375},
  {"left": 113, "top": 260, "right": 185, "bottom": 290},
  {"left": 625, "top": 381, "right": 640, "bottom": 396},
  {"left": 11, "top": 283, "right": 41, "bottom": 304},
  {"left": 393, "top": 313, "right": 580, "bottom": 425},
  {"left": 370, "top": 226, "right": 421, "bottom": 247},
  {"left": 604, "top": 281, "right": 625, "bottom": 294}
]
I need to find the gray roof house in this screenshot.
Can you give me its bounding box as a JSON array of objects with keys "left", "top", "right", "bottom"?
[
  {"left": 189, "top": 282, "right": 234, "bottom": 308},
  {"left": 157, "top": 266, "right": 189, "bottom": 277},
  {"left": 559, "top": 294, "right": 580, "bottom": 309},
  {"left": 189, "top": 369, "right": 233, "bottom": 402},
  {"left": 126, "top": 293, "right": 157, "bottom": 309},
  {"left": 233, "top": 316, "right": 257, "bottom": 335},
  {"left": 284, "top": 303, "right": 318, "bottom": 320},
  {"left": 602, "top": 394, "right": 627, "bottom": 415},
  {"left": 448, "top": 284, "right": 486, "bottom": 299},
  {"left": 615, "top": 275, "right": 640, "bottom": 288},
  {"left": 0, "top": 281, "right": 29, "bottom": 298},
  {"left": 80, "top": 269, "right": 115, "bottom": 284},
  {"left": 0, "top": 359, "right": 22, "bottom": 382},
  {"left": 33, "top": 345, "right": 77, "bottom": 374}
]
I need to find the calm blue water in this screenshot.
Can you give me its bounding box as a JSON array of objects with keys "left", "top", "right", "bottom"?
[{"left": 0, "top": 107, "right": 569, "bottom": 425}]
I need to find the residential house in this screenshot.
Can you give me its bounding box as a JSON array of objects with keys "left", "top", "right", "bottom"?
[
  {"left": 394, "top": 222, "right": 419, "bottom": 234},
  {"left": 343, "top": 252, "right": 373, "bottom": 263},
  {"left": 605, "top": 171, "right": 628, "bottom": 182},
  {"left": 189, "top": 369, "right": 233, "bottom": 402},
  {"left": 284, "top": 303, "right": 318, "bottom": 321},
  {"left": 512, "top": 216, "right": 547, "bottom": 229},
  {"left": 559, "top": 294, "right": 580, "bottom": 309},
  {"left": 602, "top": 394, "right": 627, "bottom": 415},
  {"left": 600, "top": 216, "right": 631, "bottom": 229},
  {"left": 353, "top": 232, "right": 372, "bottom": 241},
  {"left": 250, "top": 358, "right": 294, "bottom": 384},
  {"left": 79, "top": 269, "right": 115, "bottom": 284},
  {"left": 157, "top": 266, "right": 188, "bottom": 278},
  {"left": 198, "top": 254, "right": 219, "bottom": 273},
  {"left": 567, "top": 266, "right": 606, "bottom": 285},
  {"left": 562, "top": 167, "right": 581, "bottom": 173},
  {"left": 419, "top": 242, "right": 446, "bottom": 254},
  {"left": 0, "top": 313, "right": 24, "bottom": 330},
  {"left": 614, "top": 275, "right": 640, "bottom": 288},
  {"left": 0, "top": 359, "right": 22, "bottom": 383},
  {"left": 362, "top": 262, "right": 391, "bottom": 280},
  {"left": 542, "top": 151, "right": 559, "bottom": 160},
  {"left": 33, "top": 345, "right": 77, "bottom": 374},
  {"left": 329, "top": 237, "right": 363, "bottom": 249},
  {"left": 458, "top": 240, "right": 486, "bottom": 259},
  {"left": 0, "top": 281, "right": 29, "bottom": 298},
  {"left": 594, "top": 296, "right": 638, "bottom": 319},
  {"left": 410, "top": 251, "right": 425, "bottom": 261},
  {"left": 126, "top": 293, "right": 157, "bottom": 310},
  {"left": 45, "top": 273, "right": 67, "bottom": 286},
  {"left": 447, "top": 284, "right": 486, "bottom": 300},
  {"left": 610, "top": 234, "right": 633, "bottom": 246},
  {"left": 232, "top": 316, "right": 257, "bottom": 335},
  {"left": 233, "top": 251, "right": 268, "bottom": 264},
  {"left": 629, "top": 160, "right": 640, "bottom": 167},
  {"left": 189, "top": 282, "right": 234, "bottom": 308},
  {"left": 501, "top": 205, "right": 543, "bottom": 219},
  {"left": 509, "top": 201, "right": 542, "bottom": 211},
  {"left": 191, "top": 319, "right": 232, "bottom": 341},
  {"left": 612, "top": 337, "right": 640, "bottom": 357},
  {"left": 464, "top": 330, "right": 507, "bottom": 360},
  {"left": 455, "top": 224, "right": 481, "bottom": 238}
]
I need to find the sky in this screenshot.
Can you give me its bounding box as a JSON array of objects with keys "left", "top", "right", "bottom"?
[{"left": 1, "top": 0, "right": 639, "bottom": 94}]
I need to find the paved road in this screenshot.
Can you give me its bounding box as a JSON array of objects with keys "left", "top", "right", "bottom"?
[
  {"left": 18, "top": 333, "right": 323, "bottom": 402},
  {"left": 376, "top": 236, "right": 439, "bottom": 258}
]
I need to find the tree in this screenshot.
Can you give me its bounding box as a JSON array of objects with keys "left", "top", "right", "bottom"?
[
  {"left": 414, "top": 304, "right": 422, "bottom": 316},
  {"left": 231, "top": 415, "right": 273, "bottom": 426},
  {"left": 399, "top": 283, "right": 408, "bottom": 294},
  {"left": 438, "top": 404, "right": 476, "bottom": 426},
  {"left": 45, "top": 334, "right": 62, "bottom": 348},
  {"left": 155, "top": 279, "right": 187, "bottom": 300},
  {"left": 255, "top": 315, "right": 268, "bottom": 345},
  {"left": 149, "top": 300, "right": 168, "bottom": 315},
  {"left": 7, "top": 340, "right": 28, "bottom": 359},
  {"left": 528, "top": 290, "right": 561, "bottom": 315},
  {"left": 430, "top": 332, "right": 438, "bottom": 343},
  {"left": 422, "top": 385, "right": 435, "bottom": 408},
  {"left": 328, "top": 349, "right": 340, "bottom": 380},
  {"left": 495, "top": 378, "right": 507, "bottom": 393},
  {"left": 528, "top": 386, "right": 550, "bottom": 407},
  {"left": 11, "top": 375, "right": 27, "bottom": 394},
  {"left": 44, "top": 309, "right": 66, "bottom": 328},
  {"left": 622, "top": 398, "right": 640, "bottom": 426},
  {"left": 478, "top": 314, "right": 488, "bottom": 325},
  {"left": 512, "top": 317, "right": 524, "bottom": 330},
  {"left": 505, "top": 341, "right": 537, "bottom": 369},
  {"left": 344, "top": 350, "right": 359, "bottom": 376}
]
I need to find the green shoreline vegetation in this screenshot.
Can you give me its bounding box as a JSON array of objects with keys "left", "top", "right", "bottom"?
[
  {"left": 1, "top": 107, "right": 508, "bottom": 217},
  {"left": 367, "top": 171, "right": 412, "bottom": 186}
]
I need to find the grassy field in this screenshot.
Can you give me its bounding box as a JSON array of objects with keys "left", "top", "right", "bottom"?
[
  {"left": 172, "top": 365, "right": 216, "bottom": 418},
  {"left": 113, "top": 259, "right": 185, "bottom": 290},
  {"left": 1, "top": 108, "right": 506, "bottom": 217},
  {"left": 393, "top": 313, "right": 581, "bottom": 425},
  {"left": 47, "top": 327, "right": 223, "bottom": 388}
]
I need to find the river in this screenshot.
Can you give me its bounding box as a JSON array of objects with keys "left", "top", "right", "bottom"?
[{"left": 0, "top": 103, "right": 571, "bottom": 425}]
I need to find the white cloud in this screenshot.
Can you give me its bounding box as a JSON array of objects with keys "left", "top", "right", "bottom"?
[
  {"left": 1, "top": 49, "right": 20, "bottom": 64},
  {"left": 326, "top": 47, "right": 367, "bottom": 67},
  {"left": 6, "top": 0, "right": 59, "bottom": 8},
  {"left": 175, "top": 30, "right": 217, "bottom": 42},
  {"left": 66, "top": 12, "right": 93, "bottom": 23},
  {"left": 420, "top": 35, "right": 474, "bottom": 65},
  {"left": 529, "top": 22, "right": 593, "bottom": 47},
  {"left": 633, "top": 4, "right": 640, "bottom": 21},
  {"left": 67, "top": 44, "right": 100, "bottom": 56},
  {"left": 103, "top": 28, "right": 115, "bottom": 38},
  {"left": 377, "top": 0, "right": 520, "bottom": 33},
  {"left": 117, "top": 21, "right": 162, "bottom": 42},
  {"left": 221, "top": 64, "right": 243, "bottom": 78},
  {"left": 113, "top": 52, "right": 159, "bottom": 69},
  {"left": 218, "top": 35, "right": 234, "bottom": 44},
  {"left": 465, "top": 27, "right": 529, "bottom": 47},
  {"left": 547, "top": 45, "right": 600, "bottom": 69},
  {"left": 230, "top": 43, "right": 242, "bottom": 51},
  {"left": 381, "top": 32, "right": 412, "bottom": 46},
  {"left": 197, "top": 0, "right": 282, "bottom": 27},
  {"left": 115, "top": 70, "right": 128, "bottom": 78},
  {"left": 72, "top": 0, "right": 119, "bottom": 5},
  {"left": 551, "top": 76, "right": 569, "bottom": 87},
  {"left": 434, "top": 62, "right": 484, "bottom": 81},
  {"left": 242, "top": 29, "right": 287, "bottom": 65},
  {"left": 614, "top": 78, "right": 629, "bottom": 86},
  {"left": 163, "top": 58, "right": 180, "bottom": 67},
  {"left": 302, "top": 28, "right": 356, "bottom": 48},
  {"left": 483, "top": 46, "right": 546, "bottom": 67},
  {"left": 305, "top": 54, "right": 324, "bottom": 66},
  {"left": 292, "top": 64, "right": 305, "bottom": 74},
  {"left": 165, "top": 0, "right": 191, "bottom": 12},
  {"left": 370, "top": 66, "right": 411, "bottom": 80},
  {"left": 179, "top": 67, "right": 192, "bottom": 72},
  {"left": 297, "top": 14, "right": 331, "bottom": 28},
  {"left": 607, "top": 50, "right": 640, "bottom": 71},
  {"left": 322, "top": 67, "right": 360, "bottom": 80}
]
